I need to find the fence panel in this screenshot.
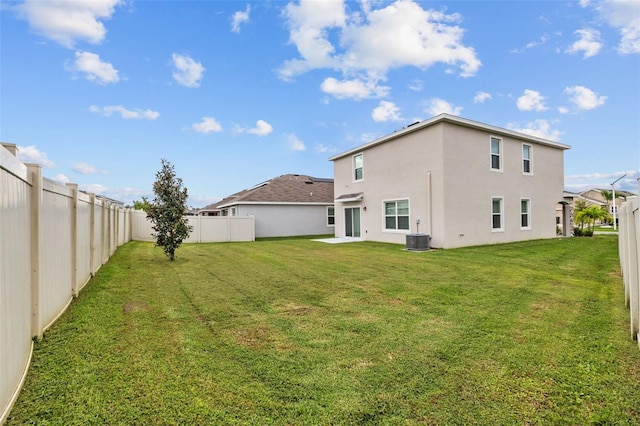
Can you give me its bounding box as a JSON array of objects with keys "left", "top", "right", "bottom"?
[
  {"left": 0, "top": 151, "right": 33, "bottom": 425},
  {"left": 619, "top": 183, "right": 639, "bottom": 347},
  {"left": 76, "top": 192, "right": 93, "bottom": 292},
  {"left": 39, "top": 180, "right": 74, "bottom": 331},
  {"left": 92, "top": 198, "right": 103, "bottom": 274}
]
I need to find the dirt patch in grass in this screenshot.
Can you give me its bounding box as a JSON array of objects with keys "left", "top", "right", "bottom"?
[{"left": 122, "top": 300, "right": 150, "bottom": 314}]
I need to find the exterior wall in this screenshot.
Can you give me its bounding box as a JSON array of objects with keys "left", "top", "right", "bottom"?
[
  {"left": 332, "top": 119, "right": 566, "bottom": 249},
  {"left": 235, "top": 204, "right": 333, "bottom": 238},
  {"left": 333, "top": 123, "right": 446, "bottom": 245},
  {"left": 440, "top": 123, "right": 564, "bottom": 248}
]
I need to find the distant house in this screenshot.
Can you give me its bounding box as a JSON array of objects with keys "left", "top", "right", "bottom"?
[
  {"left": 199, "top": 174, "right": 334, "bottom": 238},
  {"left": 329, "top": 114, "right": 571, "bottom": 249},
  {"left": 580, "top": 188, "right": 634, "bottom": 218}
]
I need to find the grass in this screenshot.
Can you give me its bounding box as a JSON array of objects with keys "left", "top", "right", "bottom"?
[{"left": 7, "top": 236, "right": 640, "bottom": 425}]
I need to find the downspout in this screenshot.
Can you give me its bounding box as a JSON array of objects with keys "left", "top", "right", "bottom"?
[{"left": 426, "top": 171, "right": 432, "bottom": 237}]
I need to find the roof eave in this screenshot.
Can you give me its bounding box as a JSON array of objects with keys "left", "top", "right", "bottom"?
[{"left": 329, "top": 114, "right": 571, "bottom": 161}]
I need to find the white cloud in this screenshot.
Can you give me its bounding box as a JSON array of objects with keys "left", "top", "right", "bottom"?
[
  {"left": 517, "top": 89, "right": 547, "bottom": 111},
  {"left": 89, "top": 105, "right": 159, "bottom": 120},
  {"left": 320, "top": 77, "right": 389, "bottom": 100},
  {"left": 424, "top": 98, "right": 462, "bottom": 116},
  {"left": 372, "top": 101, "right": 403, "bottom": 122},
  {"left": 315, "top": 143, "right": 329, "bottom": 153},
  {"left": 68, "top": 51, "right": 119, "bottom": 84},
  {"left": 247, "top": 120, "right": 273, "bottom": 136},
  {"left": 73, "top": 162, "right": 106, "bottom": 174},
  {"left": 279, "top": 0, "right": 481, "bottom": 95},
  {"left": 15, "top": 0, "right": 122, "bottom": 48},
  {"left": 511, "top": 34, "right": 550, "bottom": 53},
  {"left": 565, "top": 28, "right": 602, "bottom": 58},
  {"left": 17, "top": 145, "right": 54, "bottom": 167},
  {"left": 508, "top": 119, "right": 562, "bottom": 141},
  {"left": 51, "top": 174, "right": 70, "bottom": 185},
  {"left": 190, "top": 117, "right": 223, "bottom": 134},
  {"left": 408, "top": 79, "right": 423, "bottom": 91},
  {"left": 80, "top": 183, "right": 109, "bottom": 194},
  {"left": 564, "top": 85, "right": 607, "bottom": 110},
  {"left": 596, "top": 0, "right": 640, "bottom": 54},
  {"left": 231, "top": 4, "right": 251, "bottom": 33},
  {"left": 565, "top": 170, "right": 640, "bottom": 193},
  {"left": 473, "top": 91, "right": 492, "bottom": 103},
  {"left": 287, "top": 133, "right": 306, "bottom": 151},
  {"left": 171, "top": 53, "right": 205, "bottom": 88},
  {"left": 558, "top": 106, "right": 570, "bottom": 114}
]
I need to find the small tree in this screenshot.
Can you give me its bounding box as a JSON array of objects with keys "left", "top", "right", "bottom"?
[{"left": 146, "top": 159, "right": 193, "bottom": 260}]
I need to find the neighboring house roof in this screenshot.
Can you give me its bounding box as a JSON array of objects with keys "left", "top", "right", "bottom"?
[
  {"left": 329, "top": 113, "right": 571, "bottom": 161},
  {"left": 200, "top": 174, "right": 334, "bottom": 211}
]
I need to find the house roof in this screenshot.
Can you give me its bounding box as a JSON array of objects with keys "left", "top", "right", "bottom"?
[
  {"left": 200, "top": 174, "right": 334, "bottom": 211},
  {"left": 329, "top": 113, "right": 571, "bottom": 161}
]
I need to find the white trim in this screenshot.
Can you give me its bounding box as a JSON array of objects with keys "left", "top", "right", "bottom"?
[
  {"left": 491, "top": 196, "right": 504, "bottom": 232},
  {"left": 382, "top": 198, "right": 411, "bottom": 233},
  {"left": 520, "top": 198, "right": 532, "bottom": 230},
  {"left": 329, "top": 113, "right": 570, "bottom": 161},
  {"left": 326, "top": 205, "right": 335, "bottom": 227},
  {"left": 522, "top": 143, "right": 533, "bottom": 175},
  {"left": 353, "top": 152, "right": 364, "bottom": 182},
  {"left": 217, "top": 201, "right": 334, "bottom": 208},
  {"left": 334, "top": 193, "right": 364, "bottom": 203},
  {"left": 490, "top": 136, "right": 503, "bottom": 172}
]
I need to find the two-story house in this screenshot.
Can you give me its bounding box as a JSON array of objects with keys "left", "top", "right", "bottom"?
[{"left": 329, "top": 114, "right": 571, "bottom": 249}]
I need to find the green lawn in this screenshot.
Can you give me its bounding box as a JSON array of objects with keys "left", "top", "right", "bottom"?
[{"left": 7, "top": 236, "right": 640, "bottom": 425}]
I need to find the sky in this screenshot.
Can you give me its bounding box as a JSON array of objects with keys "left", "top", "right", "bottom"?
[{"left": 1, "top": 0, "right": 639, "bottom": 207}]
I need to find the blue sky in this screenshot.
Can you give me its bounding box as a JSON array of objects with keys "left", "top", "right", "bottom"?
[{"left": 1, "top": 0, "right": 638, "bottom": 207}]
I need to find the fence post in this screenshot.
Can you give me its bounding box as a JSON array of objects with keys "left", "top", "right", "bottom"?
[
  {"left": 26, "top": 164, "right": 43, "bottom": 340},
  {"left": 625, "top": 199, "right": 639, "bottom": 339},
  {"left": 66, "top": 183, "right": 79, "bottom": 297}
]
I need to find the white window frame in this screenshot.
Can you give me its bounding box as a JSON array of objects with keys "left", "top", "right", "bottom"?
[
  {"left": 383, "top": 198, "right": 410, "bottom": 233},
  {"left": 490, "top": 137, "right": 503, "bottom": 172},
  {"left": 353, "top": 153, "right": 364, "bottom": 182},
  {"left": 520, "top": 198, "right": 531, "bottom": 230},
  {"left": 491, "top": 197, "right": 504, "bottom": 232},
  {"left": 326, "top": 206, "right": 335, "bottom": 227},
  {"left": 522, "top": 144, "right": 533, "bottom": 175}
]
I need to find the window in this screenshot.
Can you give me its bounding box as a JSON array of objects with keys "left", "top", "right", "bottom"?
[
  {"left": 491, "top": 137, "right": 502, "bottom": 171},
  {"left": 327, "top": 206, "right": 335, "bottom": 226},
  {"left": 521, "top": 199, "right": 531, "bottom": 229},
  {"left": 491, "top": 197, "right": 503, "bottom": 231},
  {"left": 353, "top": 153, "right": 363, "bottom": 181},
  {"left": 523, "top": 144, "right": 532, "bottom": 174},
  {"left": 384, "top": 200, "right": 409, "bottom": 231}
]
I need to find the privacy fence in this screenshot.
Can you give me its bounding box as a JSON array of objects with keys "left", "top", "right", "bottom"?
[
  {"left": 618, "top": 181, "right": 640, "bottom": 348},
  {"left": 0, "top": 143, "right": 254, "bottom": 424}
]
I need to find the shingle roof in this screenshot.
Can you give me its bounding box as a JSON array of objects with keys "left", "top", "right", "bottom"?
[{"left": 200, "top": 174, "right": 334, "bottom": 211}]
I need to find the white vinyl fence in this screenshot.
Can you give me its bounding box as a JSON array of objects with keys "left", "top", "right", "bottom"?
[
  {"left": 132, "top": 210, "right": 255, "bottom": 243},
  {"left": 618, "top": 179, "right": 640, "bottom": 348},
  {"left": 1, "top": 143, "right": 256, "bottom": 423}
]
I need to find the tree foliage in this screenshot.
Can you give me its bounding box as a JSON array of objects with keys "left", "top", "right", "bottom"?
[
  {"left": 146, "top": 159, "right": 193, "bottom": 260},
  {"left": 575, "top": 205, "right": 611, "bottom": 232},
  {"left": 133, "top": 197, "right": 151, "bottom": 211}
]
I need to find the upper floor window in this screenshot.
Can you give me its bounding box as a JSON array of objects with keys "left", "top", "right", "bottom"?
[
  {"left": 327, "top": 206, "right": 335, "bottom": 226},
  {"left": 384, "top": 199, "right": 409, "bottom": 231},
  {"left": 521, "top": 198, "right": 531, "bottom": 229},
  {"left": 491, "top": 137, "right": 502, "bottom": 171},
  {"left": 353, "top": 153, "right": 363, "bottom": 181},
  {"left": 523, "top": 144, "right": 532, "bottom": 174},
  {"left": 492, "top": 197, "right": 504, "bottom": 231}
]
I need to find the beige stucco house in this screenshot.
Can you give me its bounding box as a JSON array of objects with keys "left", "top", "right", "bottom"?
[
  {"left": 199, "top": 174, "right": 334, "bottom": 238},
  {"left": 329, "top": 114, "right": 571, "bottom": 249}
]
